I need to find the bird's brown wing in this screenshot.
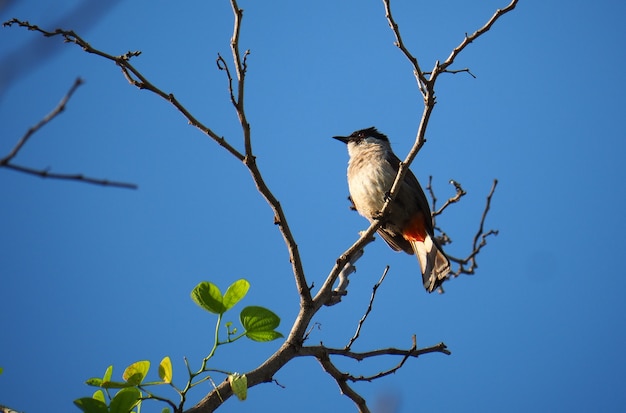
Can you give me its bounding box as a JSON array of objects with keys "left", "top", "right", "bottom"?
[
  {"left": 377, "top": 227, "right": 413, "bottom": 254},
  {"left": 385, "top": 151, "right": 435, "bottom": 233}
]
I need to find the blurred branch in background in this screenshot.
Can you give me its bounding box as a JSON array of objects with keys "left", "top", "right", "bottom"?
[{"left": 0, "top": 0, "right": 121, "bottom": 97}]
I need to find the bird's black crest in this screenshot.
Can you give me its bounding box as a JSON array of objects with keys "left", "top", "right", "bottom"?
[{"left": 350, "top": 127, "right": 389, "bottom": 142}]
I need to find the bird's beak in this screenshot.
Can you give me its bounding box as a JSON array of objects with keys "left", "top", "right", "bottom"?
[{"left": 333, "top": 136, "right": 350, "bottom": 144}]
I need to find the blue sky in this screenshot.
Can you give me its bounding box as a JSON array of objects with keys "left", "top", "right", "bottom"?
[{"left": 1, "top": 0, "right": 625, "bottom": 412}]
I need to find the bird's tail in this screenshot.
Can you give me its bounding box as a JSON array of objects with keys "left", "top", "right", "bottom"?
[{"left": 409, "top": 235, "right": 451, "bottom": 293}]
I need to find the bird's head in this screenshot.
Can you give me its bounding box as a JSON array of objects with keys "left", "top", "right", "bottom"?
[{"left": 333, "top": 127, "right": 391, "bottom": 156}]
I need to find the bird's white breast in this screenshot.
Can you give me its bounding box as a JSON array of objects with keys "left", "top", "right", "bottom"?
[{"left": 346, "top": 142, "right": 396, "bottom": 220}]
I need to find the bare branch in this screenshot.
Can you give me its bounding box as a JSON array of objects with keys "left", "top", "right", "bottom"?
[
  {"left": 382, "top": 0, "right": 517, "bottom": 86},
  {"left": 304, "top": 341, "right": 451, "bottom": 361},
  {"left": 424, "top": 68, "right": 477, "bottom": 78},
  {"left": 348, "top": 335, "right": 417, "bottom": 382},
  {"left": 3, "top": 18, "right": 245, "bottom": 162},
  {"left": 226, "top": 0, "right": 251, "bottom": 156},
  {"left": 216, "top": 54, "right": 237, "bottom": 108},
  {"left": 0, "top": 77, "right": 137, "bottom": 189},
  {"left": 1, "top": 77, "right": 82, "bottom": 164},
  {"left": 437, "top": 0, "right": 518, "bottom": 76},
  {"left": 382, "top": 0, "right": 428, "bottom": 96},
  {"left": 316, "top": 352, "right": 371, "bottom": 413},
  {"left": 345, "top": 266, "right": 389, "bottom": 350},
  {"left": 303, "top": 337, "right": 449, "bottom": 411},
  {"left": 326, "top": 242, "right": 365, "bottom": 307},
  {"left": 220, "top": 0, "right": 310, "bottom": 304},
  {"left": 2, "top": 163, "right": 138, "bottom": 189},
  {"left": 447, "top": 179, "right": 499, "bottom": 276},
  {"left": 472, "top": 180, "right": 498, "bottom": 252},
  {"left": 427, "top": 177, "right": 467, "bottom": 218}
]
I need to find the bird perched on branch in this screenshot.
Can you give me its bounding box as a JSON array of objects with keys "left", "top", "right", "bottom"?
[{"left": 333, "top": 127, "right": 450, "bottom": 292}]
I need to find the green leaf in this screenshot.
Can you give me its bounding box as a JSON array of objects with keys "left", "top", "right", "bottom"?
[
  {"left": 191, "top": 281, "right": 226, "bottom": 314},
  {"left": 161, "top": 408, "right": 171, "bottom": 413},
  {"left": 103, "top": 365, "right": 113, "bottom": 383},
  {"left": 223, "top": 279, "right": 250, "bottom": 311},
  {"left": 74, "top": 397, "right": 108, "bottom": 413},
  {"left": 158, "top": 356, "right": 173, "bottom": 384},
  {"left": 109, "top": 387, "right": 141, "bottom": 413},
  {"left": 92, "top": 390, "right": 106, "bottom": 403},
  {"left": 86, "top": 377, "right": 103, "bottom": 387},
  {"left": 0, "top": 367, "right": 3, "bottom": 375},
  {"left": 122, "top": 360, "right": 150, "bottom": 385},
  {"left": 228, "top": 373, "right": 248, "bottom": 401},
  {"left": 240, "top": 306, "right": 283, "bottom": 342},
  {"left": 240, "top": 306, "right": 281, "bottom": 332},
  {"left": 102, "top": 380, "right": 134, "bottom": 389},
  {"left": 245, "top": 330, "right": 284, "bottom": 342}
]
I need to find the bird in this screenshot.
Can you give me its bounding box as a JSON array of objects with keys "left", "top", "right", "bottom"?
[{"left": 333, "top": 127, "right": 450, "bottom": 293}]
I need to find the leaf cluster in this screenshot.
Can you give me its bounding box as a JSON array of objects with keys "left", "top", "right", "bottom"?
[{"left": 74, "top": 279, "right": 282, "bottom": 413}]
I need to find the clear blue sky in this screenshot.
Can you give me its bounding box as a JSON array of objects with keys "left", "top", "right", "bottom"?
[{"left": 2, "top": 1, "right": 625, "bottom": 412}]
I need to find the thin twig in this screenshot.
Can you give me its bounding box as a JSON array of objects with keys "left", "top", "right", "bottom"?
[
  {"left": 381, "top": 0, "right": 428, "bottom": 96},
  {"left": 0, "top": 77, "right": 137, "bottom": 189},
  {"left": 438, "top": 0, "right": 518, "bottom": 75},
  {"left": 1, "top": 77, "right": 82, "bottom": 164},
  {"left": 447, "top": 179, "right": 499, "bottom": 275},
  {"left": 349, "top": 335, "right": 417, "bottom": 382},
  {"left": 345, "top": 266, "right": 389, "bottom": 350},
  {"left": 424, "top": 68, "right": 477, "bottom": 78},
  {"left": 472, "top": 180, "right": 497, "bottom": 251},
  {"left": 427, "top": 177, "right": 467, "bottom": 218},
  {"left": 216, "top": 53, "right": 237, "bottom": 108},
  {"left": 2, "top": 163, "right": 138, "bottom": 189}
]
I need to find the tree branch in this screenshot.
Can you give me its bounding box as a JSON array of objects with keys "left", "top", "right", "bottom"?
[
  {"left": 0, "top": 77, "right": 137, "bottom": 189},
  {"left": 438, "top": 0, "right": 518, "bottom": 74},
  {"left": 381, "top": 0, "right": 428, "bottom": 96},
  {"left": 1, "top": 77, "right": 82, "bottom": 164},
  {"left": 447, "top": 179, "right": 499, "bottom": 276},
  {"left": 219, "top": 0, "right": 310, "bottom": 304},
  {"left": 427, "top": 177, "right": 467, "bottom": 218},
  {"left": 2, "top": 163, "right": 138, "bottom": 189},
  {"left": 300, "top": 338, "right": 450, "bottom": 411},
  {"left": 345, "top": 266, "right": 389, "bottom": 350},
  {"left": 2, "top": 18, "right": 245, "bottom": 162},
  {"left": 316, "top": 352, "right": 371, "bottom": 413},
  {"left": 303, "top": 341, "right": 451, "bottom": 361}
]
